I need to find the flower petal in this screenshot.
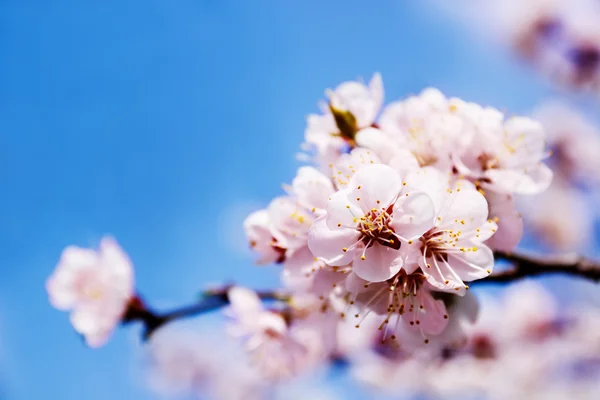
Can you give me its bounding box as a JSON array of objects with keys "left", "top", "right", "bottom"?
[
  {"left": 391, "top": 191, "right": 436, "bottom": 240},
  {"left": 347, "top": 164, "right": 403, "bottom": 210},
  {"left": 308, "top": 216, "right": 359, "bottom": 266},
  {"left": 352, "top": 244, "right": 403, "bottom": 282}
]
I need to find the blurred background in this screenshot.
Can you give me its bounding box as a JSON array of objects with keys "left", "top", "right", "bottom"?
[{"left": 1, "top": 1, "right": 599, "bottom": 399}]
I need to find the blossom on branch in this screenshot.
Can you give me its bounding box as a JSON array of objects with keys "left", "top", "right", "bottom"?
[{"left": 46, "top": 237, "right": 134, "bottom": 347}]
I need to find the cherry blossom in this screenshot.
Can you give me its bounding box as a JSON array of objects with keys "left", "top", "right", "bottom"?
[
  {"left": 343, "top": 270, "right": 449, "bottom": 344},
  {"left": 374, "top": 88, "right": 466, "bottom": 171},
  {"left": 520, "top": 181, "right": 592, "bottom": 251},
  {"left": 534, "top": 101, "right": 600, "bottom": 185},
  {"left": 226, "top": 287, "right": 328, "bottom": 379},
  {"left": 411, "top": 180, "right": 497, "bottom": 294},
  {"left": 46, "top": 237, "right": 134, "bottom": 347},
  {"left": 302, "top": 73, "right": 384, "bottom": 169},
  {"left": 244, "top": 209, "right": 287, "bottom": 264},
  {"left": 483, "top": 191, "right": 523, "bottom": 252},
  {"left": 456, "top": 115, "right": 553, "bottom": 195},
  {"left": 308, "top": 163, "right": 436, "bottom": 282}
]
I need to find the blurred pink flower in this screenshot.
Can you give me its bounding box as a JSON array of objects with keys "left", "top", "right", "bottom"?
[{"left": 46, "top": 237, "right": 134, "bottom": 347}]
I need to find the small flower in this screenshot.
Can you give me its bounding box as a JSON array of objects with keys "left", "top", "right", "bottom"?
[
  {"left": 330, "top": 147, "right": 382, "bottom": 189},
  {"left": 244, "top": 209, "right": 287, "bottom": 264},
  {"left": 308, "top": 164, "right": 436, "bottom": 282},
  {"left": 519, "top": 181, "right": 592, "bottom": 251},
  {"left": 344, "top": 270, "right": 449, "bottom": 343},
  {"left": 302, "top": 74, "right": 384, "bottom": 169},
  {"left": 414, "top": 181, "right": 497, "bottom": 295},
  {"left": 372, "top": 88, "right": 466, "bottom": 171},
  {"left": 534, "top": 101, "right": 600, "bottom": 186},
  {"left": 46, "top": 237, "right": 134, "bottom": 347},
  {"left": 457, "top": 115, "right": 553, "bottom": 195},
  {"left": 226, "top": 287, "right": 327, "bottom": 379}
]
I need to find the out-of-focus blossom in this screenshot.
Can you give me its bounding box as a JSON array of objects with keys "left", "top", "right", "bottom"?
[
  {"left": 353, "top": 282, "right": 600, "bottom": 399},
  {"left": 226, "top": 287, "right": 329, "bottom": 379},
  {"left": 46, "top": 237, "right": 134, "bottom": 347},
  {"left": 533, "top": 101, "right": 600, "bottom": 185},
  {"left": 145, "top": 328, "right": 218, "bottom": 396},
  {"left": 244, "top": 209, "right": 287, "bottom": 264},
  {"left": 429, "top": 0, "right": 600, "bottom": 91},
  {"left": 520, "top": 181, "right": 593, "bottom": 251},
  {"left": 484, "top": 191, "right": 523, "bottom": 252},
  {"left": 455, "top": 115, "right": 553, "bottom": 195}
]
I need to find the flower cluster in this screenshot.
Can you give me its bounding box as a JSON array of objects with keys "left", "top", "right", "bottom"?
[
  {"left": 352, "top": 282, "right": 600, "bottom": 399},
  {"left": 242, "top": 74, "right": 553, "bottom": 376},
  {"left": 518, "top": 101, "right": 600, "bottom": 251},
  {"left": 431, "top": 0, "right": 600, "bottom": 91}
]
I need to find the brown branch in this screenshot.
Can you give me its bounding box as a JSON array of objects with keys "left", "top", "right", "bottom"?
[
  {"left": 122, "top": 287, "right": 286, "bottom": 340},
  {"left": 483, "top": 250, "right": 600, "bottom": 283}
]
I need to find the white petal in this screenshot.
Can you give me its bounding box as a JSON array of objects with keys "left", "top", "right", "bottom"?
[
  {"left": 99, "top": 237, "right": 134, "bottom": 295},
  {"left": 308, "top": 216, "right": 359, "bottom": 266},
  {"left": 437, "top": 182, "right": 489, "bottom": 232},
  {"left": 391, "top": 191, "right": 436, "bottom": 240},
  {"left": 281, "top": 247, "right": 319, "bottom": 291},
  {"left": 331, "top": 147, "right": 381, "bottom": 189},
  {"left": 324, "top": 189, "right": 363, "bottom": 230},
  {"left": 485, "top": 163, "right": 553, "bottom": 195},
  {"left": 347, "top": 164, "right": 403, "bottom": 210},
  {"left": 447, "top": 244, "right": 494, "bottom": 282},
  {"left": 352, "top": 244, "right": 403, "bottom": 282},
  {"left": 485, "top": 192, "right": 522, "bottom": 251},
  {"left": 227, "top": 286, "right": 264, "bottom": 315},
  {"left": 355, "top": 127, "right": 403, "bottom": 164},
  {"left": 292, "top": 166, "right": 335, "bottom": 211}
]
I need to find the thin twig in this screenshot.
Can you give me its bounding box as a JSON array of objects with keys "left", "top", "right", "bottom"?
[
  {"left": 484, "top": 250, "right": 600, "bottom": 283},
  {"left": 122, "top": 287, "right": 285, "bottom": 340}
]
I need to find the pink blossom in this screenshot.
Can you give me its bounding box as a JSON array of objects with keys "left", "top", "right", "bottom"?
[
  {"left": 330, "top": 147, "right": 382, "bottom": 189},
  {"left": 484, "top": 191, "right": 523, "bottom": 251},
  {"left": 366, "top": 88, "right": 466, "bottom": 171},
  {"left": 46, "top": 237, "right": 134, "bottom": 347},
  {"left": 244, "top": 209, "right": 287, "bottom": 264},
  {"left": 456, "top": 115, "right": 553, "bottom": 195},
  {"left": 226, "top": 287, "right": 327, "bottom": 379},
  {"left": 302, "top": 73, "right": 384, "bottom": 169},
  {"left": 343, "top": 270, "right": 449, "bottom": 344},
  {"left": 308, "top": 164, "right": 436, "bottom": 282},
  {"left": 519, "top": 181, "right": 592, "bottom": 251},
  {"left": 411, "top": 180, "right": 497, "bottom": 294},
  {"left": 534, "top": 101, "right": 600, "bottom": 185},
  {"left": 327, "top": 73, "right": 384, "bottom": 128}
]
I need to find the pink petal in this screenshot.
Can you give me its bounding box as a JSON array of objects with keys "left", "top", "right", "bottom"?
[
  {"left": 485, "top": 192, "right": 522, "bottom": 251},
  {"left": 308, "top": 216, "right": 359, "bottom": 266},
  {"left": 324, "top": 189, "right": 363, "bottom": 231},
  {"left": 447, "top": 244, "right": 494, "bottom": 282},
  {"left": 332, "top": 147, "right": 381, "bottom": 189},
  {"left": 438, "top": 182, "right": 489, "bottom": 232},
  {"left": 292, "top": 166, "right": 334, "bottom": 211},
  {"left": 485, "top": 164, "right": 553, "bottom": 195},
  {"left": 414, "top": 290, "right": 449, "bottom": 336},
  {"left": 391, "top": 191, "right": 436, "bottom": 240},
  {"left": 347, "top": 164, "right": 402, "bottom": 210},
  {"left": 352, "top": 244, "right": 403, "bottom": 282}
]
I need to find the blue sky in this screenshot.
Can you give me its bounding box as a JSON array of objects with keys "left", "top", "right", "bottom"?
[{"left": 0, "top": 1, "right": 598, "bottom": 399}]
